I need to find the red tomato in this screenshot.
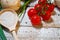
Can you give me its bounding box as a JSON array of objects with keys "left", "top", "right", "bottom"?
[
  {"left": 49, "top": 4, "right": 55, "bottom": 12},
  {"left": 44, "top": 4, "right": 55, "bottom": 12},
  {"left": 34, "top": 4, "right": 42, "bottom": 12},
  {"left": 44, "top": 3, "right": 50, "bottom": 11},
  {"left": 30, "top": 15, "right": 41, "bottom": 25},
  {"left": 38, "top": 0, "right": 47, "bottom": 4},
  {"left": 28, "top": 8, "right": 38, "bottom": 18},
  {"left": 41, "top": 11, "right": 51, "bottom": 21}
]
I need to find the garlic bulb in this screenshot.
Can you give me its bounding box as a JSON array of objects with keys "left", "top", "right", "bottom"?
[
  {"left": 55, "top": 0, "right": 60, "bottom": 8},
  {"left": 1, "top": 0, "right": 21, "bottom": 11}
]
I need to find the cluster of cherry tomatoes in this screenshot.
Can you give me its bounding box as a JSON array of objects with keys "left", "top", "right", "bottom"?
[{"left": 28, "top": 0, "right": 55, "bottom": 27}]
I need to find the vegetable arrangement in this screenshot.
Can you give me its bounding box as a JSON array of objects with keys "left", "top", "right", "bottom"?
[
  {"left": 28, "top": 0, "right": 55, "bottom": 28},
  {"left": 0, "top": 0, "right": 31, "bottom": 40}
]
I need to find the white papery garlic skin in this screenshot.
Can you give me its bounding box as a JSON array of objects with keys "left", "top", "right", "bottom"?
[
  {"left": 1, "top": 0, "right": 20, "bottom": 11},
  {"left": 55, "top": 0, "right": 60, "bottom": 8}
]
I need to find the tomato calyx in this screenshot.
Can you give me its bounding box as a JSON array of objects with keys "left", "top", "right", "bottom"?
[
  {"left": 42, "top": 11, "right": 51, "bottom": 21},
  {"left": 34, "top": 4, "right": 42, "bottom": 12},
  {"left": 38, "top": 0, "right": 47, "bottom": 4}
]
